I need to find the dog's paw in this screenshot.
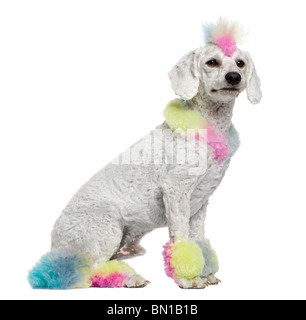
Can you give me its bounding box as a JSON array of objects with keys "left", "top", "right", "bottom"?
[
  {"left": 124, "top": 274, "right": 150, "bottom": 288},
  {"left": 206, "top": 274, "right": 221, "bottom": 285},
  {"left": 175, "top": 276, "right": 208, "bottom": 289},
  {"left": 91, "top": 260, "right": 150, "bottom": 288},
  {"left": 163, "top": 239, "right": 205, "bottom": 280}
]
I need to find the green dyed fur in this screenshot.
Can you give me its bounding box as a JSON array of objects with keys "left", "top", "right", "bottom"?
[{"left": 163, "top": 99, "right": 207, "bottom": 133}]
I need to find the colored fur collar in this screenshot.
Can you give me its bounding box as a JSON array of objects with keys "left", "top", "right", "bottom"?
[{"left": 163, "top": 99, "right": 230, "bottom": 163}]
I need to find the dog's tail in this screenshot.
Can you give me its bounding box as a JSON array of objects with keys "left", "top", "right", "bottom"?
[
  {"left": 28, "top": 249, "right": 142, "bottom": 289},
  {"left": 28, "top": 249, "right": 92, "bottom": 289}
]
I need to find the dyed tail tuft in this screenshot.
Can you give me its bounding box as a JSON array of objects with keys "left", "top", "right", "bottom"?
[{"left": 28, "top": 249, "right": 92, "bottom": 289}]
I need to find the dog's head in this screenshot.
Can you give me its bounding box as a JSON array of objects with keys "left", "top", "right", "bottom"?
[{"left": 169, "top": 19, "right": 262, "bottom": 105}]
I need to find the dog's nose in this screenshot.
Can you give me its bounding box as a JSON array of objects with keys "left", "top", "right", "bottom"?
[{"left": 225, "top": 72, "right": 241, "bottom": 86}]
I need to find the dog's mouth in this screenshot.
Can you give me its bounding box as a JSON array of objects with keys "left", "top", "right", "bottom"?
[{"left": 211, "top": 88, "right": 240, "bottom": 93}]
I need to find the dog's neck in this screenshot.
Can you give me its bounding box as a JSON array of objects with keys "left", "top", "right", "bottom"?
[{"left": 185, "top": 86, "right": 235, "bottom": 133}]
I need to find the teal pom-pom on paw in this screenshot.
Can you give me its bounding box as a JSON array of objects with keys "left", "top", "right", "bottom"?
[{"left": 196, "top": 239, "right": 219, "bottom": 278}]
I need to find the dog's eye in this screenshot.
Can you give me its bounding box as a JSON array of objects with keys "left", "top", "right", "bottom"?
[
  {"left": 206, "top": 59, "right": 219, "bottom": 67},
  {"left": 236, "top": 60, "right": 245, "bottom": 68}
]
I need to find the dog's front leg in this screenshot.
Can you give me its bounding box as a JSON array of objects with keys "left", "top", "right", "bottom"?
[
  {"left": 189, "top": 204, "right": 220, "bottom": 285},
  {"left": 161, "top": 175, "right": 207, "bottom": 289},
  {"left": 189, "top": 202, "right": 208, "bottom": 241},
  {"left": 162, "top": 186, "right": 191, "bottom": 240}
]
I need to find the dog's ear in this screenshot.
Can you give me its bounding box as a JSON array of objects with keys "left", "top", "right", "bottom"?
[
  {"left": 169, "top": 49, "right": 200, "bottom": 101},
  {"left": 245, "top": 52, "right": 262, "bottom": 104}
]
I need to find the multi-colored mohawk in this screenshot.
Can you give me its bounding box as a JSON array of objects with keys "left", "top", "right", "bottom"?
[{"left": 203, "top": 18, "right": 246, "bottom": 57}]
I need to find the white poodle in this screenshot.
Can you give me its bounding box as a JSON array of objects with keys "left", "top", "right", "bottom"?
[{"left": 28, "top": 19, "right": 261, "bottom": 290}]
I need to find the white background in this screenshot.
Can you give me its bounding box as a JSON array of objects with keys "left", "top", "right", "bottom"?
[{"left": 1, "top": 0, "right": 306, "bottom": 300}]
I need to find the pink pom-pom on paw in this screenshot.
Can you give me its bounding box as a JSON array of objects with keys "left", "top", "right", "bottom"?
[
  {"left": 91, "top": 272, "right": 128, "bottom": 288},
  {"left": 162, "top": 240, "right": 175, "bottom": 279}
]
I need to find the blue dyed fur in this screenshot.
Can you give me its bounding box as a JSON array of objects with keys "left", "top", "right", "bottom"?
[
  {"left": 202, "top": 23, "right": 214, "bottom": 44},
  {"left": 28, "top": 249, "right": 90, "bottom": 289},
  {"left": 196, "top": 239, "right": 219, "bottom": 278}
]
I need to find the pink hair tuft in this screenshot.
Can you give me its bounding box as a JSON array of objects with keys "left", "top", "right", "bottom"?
[{"left": 203, "top": 17, "right": 246, "bottom": 56}]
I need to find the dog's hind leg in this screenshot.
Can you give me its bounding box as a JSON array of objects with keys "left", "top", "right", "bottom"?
[
  {"left": 52, "top": 205, "right": 124, "bottom": 266},
  {"left": 111, "top": 227, "right": 148, "bottom": 261},
  {"left": 51, "top": 206, "right": 149, "bottom": 288}
]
